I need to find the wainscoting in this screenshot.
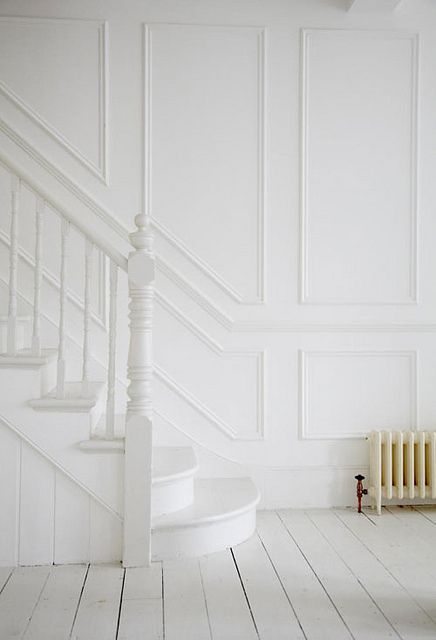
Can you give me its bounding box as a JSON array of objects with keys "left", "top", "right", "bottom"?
[{"left": 2, "top": 506, "right": 436, "bottom": 640}]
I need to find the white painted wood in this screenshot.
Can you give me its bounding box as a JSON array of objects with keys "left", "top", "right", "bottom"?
[
  {"left": 0, "top": 566, "right": 50, "bottom": 638},
  {"left": 82, "top": 238, "right": 94, "bottom": 396},
  {"left": 124, "top": 415, "right": 153, "bottom": 567},
  {"left": 19, "top": 443, "right": 55, "bottom": 566},
  {"left": 151, "top": 477, "right": 259, "bottom": 560},
  {"left": 151, "top": 446, "right": 197, "bottom": 517},
  {"left": 70, "top": 564, "right": 124, "bottom": 640},
  {"left": 0, "top": 423, "right": 20, "bottom": 566},
  {"left": 232, "top": 533, "right": 305, "bottom": 639},
  {"left": 118, "top": 565, "right": 163, "bottom": 640},
  {"left": 56, "top": 218, "right": 70, "bottom": 399},
  {"left": 23, "top": 565, "right": 88, "bottom": 640},
  {"left": 256, "top": 511, "right": 352, "bottom": 640},
  {"left": 309, "top": 509, "right": 435, "bottom": 640},
  {"left": 54, "top": 472, "right": 90, "bottom": 564},
  {"left": 199, "top": 549, "right": 258, "bottom": 640},
  {"left": 7, "top": 174, "right": 20, "bottom": 356},
  {"left": 105, "top": 260, "right": 118, "bottom": 439},
  {"left": 124, "top": 214, "right": 155, "bottom": 567},
  {"left": 279, "top": 509, "right": 397, "bottom": 639},
  {"left": 0, "top": 566, "right": 13, "bottom": 591},
  {"left": 163, "top": 558, "right": 211, "bottom": 640},
  {"left": 89, "top": 500, "right": 123, "bottom": 564},
  {"left": 336, "top": 509, "right": 436, "bottom": 627},
  {"left": 31, "top": 196, "right": 44, "bottom": 357}
]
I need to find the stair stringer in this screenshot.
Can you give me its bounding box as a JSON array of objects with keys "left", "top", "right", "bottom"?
[{"left": 0, "top": 414, "right": 122, "bottom": 566}]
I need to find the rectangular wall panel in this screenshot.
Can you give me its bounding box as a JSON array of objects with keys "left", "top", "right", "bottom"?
[
  {"left": 301, "top": 30, "right": 418, "bottom": 304},
  {"left": 300, "top": 350, "right": 417, "bottom": 439},
  {"left": 146, "top": 23, "right": 265, "bottom": 302}
]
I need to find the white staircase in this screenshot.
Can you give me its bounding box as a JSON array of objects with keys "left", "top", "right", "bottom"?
[{"left": 0, "top": 165, "right": 259, "bottom": 566}]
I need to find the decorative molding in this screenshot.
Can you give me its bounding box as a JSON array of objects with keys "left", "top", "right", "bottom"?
[
  {"left": 0, "top": 17, "right": 109, "bottom": 184},
  {"left": 143, "top": 23, "right": 267, "bottom": 304},
  {"left": 299, "top": 349, "right": 418, "bottom": 440},
  {"left": 156, "top": 254, "right": 233, "bottom": 330},
  {"left": 232, "top": 322, "right": 436, "bottom": 333},
  {"left": 299, "top": 29, "right": 419, "bottom": 306},
  {"left": 0, "top": 226, "right": 107, "bottom": 329},
  {"left": 156, "top": 291, "right": 266, "bottom": 439}
]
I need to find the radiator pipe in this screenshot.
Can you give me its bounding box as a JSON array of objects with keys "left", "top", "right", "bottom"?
[{"left": 355, "top": 474, "right": 368, "bottom": 513}]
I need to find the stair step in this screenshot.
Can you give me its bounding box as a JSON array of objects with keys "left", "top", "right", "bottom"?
[
  {"left": 29, "top": 381, "right": 105, "bottom": 412},
  {"left": 0, "top": 348, "right": 57, "bottom": 368},
  {"left": 151, "top": 477, "right": 260, "bottom": 560},
  {"left": 152, "top": 447, "right": 199, "bottom": 517}
]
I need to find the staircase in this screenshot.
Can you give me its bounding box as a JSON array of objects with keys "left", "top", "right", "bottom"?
[{"left": 0, "top": 164, "right": 259, "bottom": 567}]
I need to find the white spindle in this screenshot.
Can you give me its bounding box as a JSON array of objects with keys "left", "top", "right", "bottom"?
[
  {"left": 82, "top": 239, "right": 94, "bottom": 395},
  {"left": 105, "top": 260, "right": 118, "bottom": 439},
  {"left": 123, "top": 214, "right": 155, "bottom": 567},
  {"left": 7, "top": 175, "right": 20, "bottom": 356},
  {"left": 56, "top": 218, "right": 70, "bottom": 398},
  {"left": 32, "top": 197, "right": 44, "bottom": 356}
]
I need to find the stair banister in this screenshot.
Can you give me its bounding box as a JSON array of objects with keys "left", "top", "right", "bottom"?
[{"left": 123, "top": 213, "right": 155, "bottom": 567}]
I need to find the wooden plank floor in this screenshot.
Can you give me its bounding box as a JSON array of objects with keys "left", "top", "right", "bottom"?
[{"left": 2, "top": 507, "right": 436, "bottom": 639}]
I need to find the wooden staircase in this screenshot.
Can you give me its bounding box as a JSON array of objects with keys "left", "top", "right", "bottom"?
[{"left": 0, "top": 166, "right": 259, "bottom": 566}]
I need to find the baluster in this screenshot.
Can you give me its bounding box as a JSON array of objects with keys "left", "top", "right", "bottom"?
[
  {"left": 56, "top": 218, "right": 70, "bottom": 398},
  {"left": 123, "top": 214, "right": 155, "bottom": 567},
  {"left": 82, "top": 239, "right": 94, "bottom": 396},
  {"left": 105, "top": 260, "right": 118, "bottom": 439},
  {"left": 7, "top": 175, "right": 20, "bottom": 356},
  {"left": 32, "top": 197, "right": 44, "bottom": 356}
]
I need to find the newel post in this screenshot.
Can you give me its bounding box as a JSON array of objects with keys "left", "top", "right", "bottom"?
[{"left": 123, "top": 214, "right": 155, "bottom": 567}]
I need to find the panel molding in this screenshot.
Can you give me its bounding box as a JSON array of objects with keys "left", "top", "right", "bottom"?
[
  {"left": 299, "top": 29, "right": 419, "bottom": 305},
  {"left": 143, "top": 23, "right": 267, "bottom": 304},
  {"left": 156, "top": 291, "right": 266, "bottom": 440},
  {"left": 0, "top": 17, "right": 109, "bottom": 184},
  {"left": 299, "top": 349, "right": 418, "bottom": 440}
]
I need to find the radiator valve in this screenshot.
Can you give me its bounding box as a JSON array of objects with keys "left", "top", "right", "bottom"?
[{"left": 355, "top": 474, "right": 368, "bottom": 513}]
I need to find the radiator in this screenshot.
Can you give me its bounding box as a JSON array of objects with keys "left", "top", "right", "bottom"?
[{"left": 369, "top": 430, "right": 436, "bottom": 515}]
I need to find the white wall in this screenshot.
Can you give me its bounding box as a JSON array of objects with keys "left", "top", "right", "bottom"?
[{"left": 1, "top": 0, "right": 436, "bottom": 507}]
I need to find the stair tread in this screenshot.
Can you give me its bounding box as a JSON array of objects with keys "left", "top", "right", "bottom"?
[
  {"left": 152, "top": 477, "right": 259, "bottom": 530},
  {"left": 152, "top": 447, "right": 198, "bottom": 485},
  {"left": 29, "top": 381, "right": 105, "bottom": 411},
  {"left": 0, "top": 348, "right": 57, "bottom": 367}
]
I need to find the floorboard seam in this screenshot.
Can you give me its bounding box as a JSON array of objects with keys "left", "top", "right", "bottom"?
[
  {"left": 69, "top": 563, "right": 90, "bottom": 639},
  {"left": 198, "top": 558, "right": 214, "bottom": 640},
  {"left": 230, "top": 547, "right": 260, "bottom": 640},
  {"left": 334, "top": 510, "right": 436, "bottom": 627},
  {"left": 306, "top": 511, "right": 402, "bottom": 640},
  {"left": 277, "top": 510, "right": 356, "bottom": 640},
  {"left": 256, "top": 530, "right": 308, "bottom": 639},
  {"left": 115, "top": 567, "right": 126, "bottom": 640}
]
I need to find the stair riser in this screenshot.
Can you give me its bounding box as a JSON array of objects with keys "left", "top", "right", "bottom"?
[
  {"left": 0, "top": 318, "right": 30, "bottom": 353},
  {"left": 152, "top": 476, "right": 194, "bottom": 518},
  {"left": 0, "top": 361, "right": 56, "bottom": 403},
  {"left": 151, "top": 508, "right": 257, "bottom": 561}
]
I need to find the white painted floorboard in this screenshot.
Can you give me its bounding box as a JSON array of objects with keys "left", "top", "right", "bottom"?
[{"left": 3, "top": 508, "right": 436, "bottom": 639}]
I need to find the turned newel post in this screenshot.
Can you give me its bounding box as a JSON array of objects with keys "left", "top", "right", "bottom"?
[
  {"left": 123, "top": 213, "right": 155, "bottom": 568},
  {"left": 126, "top": 214, "right": 155, "bottom": 419}
]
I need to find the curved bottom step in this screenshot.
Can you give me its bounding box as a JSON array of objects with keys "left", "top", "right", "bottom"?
[{"left": 151, "top": 477, "right": 260, "bottom": 560}]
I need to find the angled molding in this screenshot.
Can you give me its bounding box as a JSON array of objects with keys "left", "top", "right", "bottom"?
[
  {"left": 0, "top": 17, "right": 109, "bottom": 184},
  {"left": 143, "top": 23, "right": 267, "bottom": 305},
  {"left": 299, "top": 349, "right": 418, "bottom": 440},
  {"left": 156, "top": 291, "right": 266, "bottom": 439},
  {"left": 299, "top": 29, "right": 419, "bottom": 306}
]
